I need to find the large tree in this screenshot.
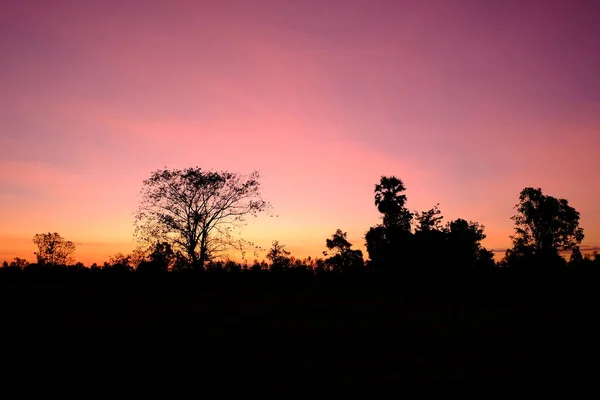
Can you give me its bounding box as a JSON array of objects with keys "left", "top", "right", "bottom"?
[
  {"left": 365, "top": 176, "right": 414, "bottom": 271},
  {"left": 32, "top": 232, "right": 76, "bottom": 265},
  {"left": 446, "top": 219, "right": 494, "bottom": 269},
  {"left": 374, "top": 176, "right": 413, "bottom": 231},
  {"left": 506, "top": 187, "right": 584, "bottom": 266},
  {"left": 134, "top": 167, "right": 270, "bottom": 268},
  {"left": 324, "top": 229, "right": 364, "bottom": 273}
]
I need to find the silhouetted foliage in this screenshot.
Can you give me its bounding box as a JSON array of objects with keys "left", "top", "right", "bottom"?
[
  {"left": 137, "top": 242, "right": 174, "bottom": 273},
  {"left": 32, "top": 232, "right": 75, "bottom": 266},
  {"left": 10, "top": 257, "right": 29, "bottom": 269},
  {"left": 104, "top": 253, "right": 134, "bottom": 273},
  {"left": 374, "top": 176, "right": 413, "bottom": 231},
  {"left": 324, "top": 229, "right": 364, "bottom": 273},
  {"left": 569, "top": 246, "right": 584, "bottom": 265},
  {"left": 266, "top": 240, "right": 291, "bottom": 272},
  {"left": 0, "top": 179, "right": 593, "bottom": 282},
  {"left": 413, "top": 205, "right": 447, "bottom": 268},
  {"left": 366, "top": 176, "right": 414, "bottom": 273},
  {"left": 567, "top": 250, "right": 600, "bottom": 270},
  {"left": 415, "top": 204, "right": 444, "bottom": 233},
  {"left": 134, "top": 167, "right": 270, "bottom": 269},
  {"left": 1, "top": 258, "right": 26, "bottom": 273},
  {"left": 446, "top": 219, "right": 494, "bottom": 269},
  {"left": 504, "top": 187, "right": 584, "bottom": 268},
  {"left": 365, "top": 178, "right": 497, "bottom": 273}
]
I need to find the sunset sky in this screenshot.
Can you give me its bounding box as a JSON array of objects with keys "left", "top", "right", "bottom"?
[{"left": 1, "top": 0, "right": 599, "bottom": 265}]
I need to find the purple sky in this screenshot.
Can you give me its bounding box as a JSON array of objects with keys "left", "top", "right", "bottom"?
[{"left": 1, "top": 0, "right": 599, "bottom": 264}]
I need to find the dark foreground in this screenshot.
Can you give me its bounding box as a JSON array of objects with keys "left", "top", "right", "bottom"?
[{"left": 2, "top": 271, "right": 600, "bottom": 390}]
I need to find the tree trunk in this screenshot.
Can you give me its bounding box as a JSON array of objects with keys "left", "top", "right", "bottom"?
[{"left": 198, "top": 231, "right": 208, "bottom": 270}]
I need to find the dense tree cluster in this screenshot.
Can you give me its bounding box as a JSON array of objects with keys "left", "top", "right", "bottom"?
[{"left": 365, "top": 178, "right": 496, "bottom": 273}]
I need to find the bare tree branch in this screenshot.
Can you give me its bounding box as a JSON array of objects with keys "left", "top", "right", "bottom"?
[{"left": 134, "top": 167, "right": 271, "bottom": 268}]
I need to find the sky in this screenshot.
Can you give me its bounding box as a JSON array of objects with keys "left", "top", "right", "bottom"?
[{"left": 1, "top": 0, "right": 599, "bottom": 265}]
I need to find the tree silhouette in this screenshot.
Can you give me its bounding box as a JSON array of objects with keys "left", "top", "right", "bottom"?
[
  {"left": 415, "top": 204, "right": 444, "bottom": 233},
  {"left": 568, "top": 246, "right": 584, "bottom": 267},
  {"left": 32, "top": 232, "right": 75, "bottom": 266},
  {"left": 374, "top": 176, "right": 413, "bottom": 231},
  {"left": 366, "top": 176, "right": 414, "bottom": 272},
  {"left": 446, "top": 219, "right": 494, "bottom": 269},
  {"left": 137, "top": 242, "right": 174, "bottom": 273},
  {"left": 266, "top": 240, "right": 291, "bottom": 272},
  {"left": 413, "top": 204, "right": 447, "bottom": 268},
  {"left": 505, "top": 187, "right": 584, "bottom": 267},
  {"left": 324, "top": 229, "right": 364, "bottom": 273},
  {"left": 106, "top": 253, "right": 134, "bottom": 273},
  {"left": 10, "top": 257, "right": 29, "bottom": 269},
  {"left": 134, "top": 167, "right": 270, "bottom": 269}
]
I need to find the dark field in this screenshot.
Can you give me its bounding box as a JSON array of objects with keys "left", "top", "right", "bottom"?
[{"left": 2, "top": 273, "right": 599, "bottom": 389}]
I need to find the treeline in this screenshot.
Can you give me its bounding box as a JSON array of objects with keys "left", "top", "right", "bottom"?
[
  {"left": 1, "top": 245, "right": 599, "bottom": 279},
  {"left": 1, "top": 171, "right": 598, "bottom": 279}
]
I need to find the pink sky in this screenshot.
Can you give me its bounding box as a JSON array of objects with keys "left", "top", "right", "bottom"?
[{"left": 1, "top": 0, "right": 599, "bottom": 265}]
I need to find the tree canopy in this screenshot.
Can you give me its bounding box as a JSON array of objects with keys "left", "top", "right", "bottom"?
[
  {"left": 505, "top": 187, "right": 584, "bottom": 267},
  {"left": 374, "top": 176, "right": 413, "bottom": 231},
  {"left": 32, "top": 232, "right": 76, "bottom": 266},
  {"left": 324, "top": 229, "right": 364, "bottom": 273},
  {"left": 134, "top": 167, "right": 270, "bottom": 268}
]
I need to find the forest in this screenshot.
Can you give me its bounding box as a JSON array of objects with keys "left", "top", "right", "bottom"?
[{"left": 1, "top": 167, "right": 599, "bottom": 386}]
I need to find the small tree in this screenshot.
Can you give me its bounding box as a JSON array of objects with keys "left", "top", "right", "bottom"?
[
  {"left": 324, "top": 229, "right": 364, "bottom": 273},
  {"left": 10, "top": 257, "right": 29, "bottom": 269},
  {"left": 413, "top": 204, "right": 446, "bottom": 268},
  {"left": 414, "top": 204, "right": 444, "bottom": 233},
  {"left": 137, "top": 242, "right": 174, "bottom": 273},
  {"left": 32, "top": 232, "right": 76, "bottom": 265},
  {"left": 134, "top": 167, "right": 270, "bottom": 269},
  {"left": 266, "top": 240, "right": 291, "bottom": 272},
  {"left": 106, "top": 253, "right": 134, "bottom": 272}
]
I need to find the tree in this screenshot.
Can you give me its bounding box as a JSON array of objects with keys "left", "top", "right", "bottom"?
[
  {"left": 32, "top": 232, "right": 76, "bottom": 265},
  {"left": 266, "top": 240, "right": 291, "bottom": 271},
  {"left": 10, "top": 257, "right": 29, "bottom": 269},
  {"left": 506, "top": 187, "right": 584, "bottom": 267},
  {"left": 137, "top": 242, "right": 174, "bottom": 273},
  {"left": 374, "top": 176, "right": 413, "bottom": 231},
  {"left": 568, "top": 246, "right": 584, "bottom": 267},
  {"left": 446, "top": 219, "right": 494, "bottom": 269},
  {"left": 134, "top": 167, "right": 270, "bottom": 269},
  {"left": 415, "top": 204, "right": 444, "bottom": 233},
  {"left": 324, "top": 229, "right": 364, "bottom": 273},
  {"left": 129, "top": 247, "right": 149, "bottom": 270},
  {"left": 108, "top": 253, "right": 131, "bottom": 266},
  {"left": 104, "top": 253, "right": 134, "bottom": 273},
  {"left": 413, "top": 204, "right": 447, "bottom": 268},
  {"left": 366, "top": 176, "right": 414, "bottom": 272}
]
